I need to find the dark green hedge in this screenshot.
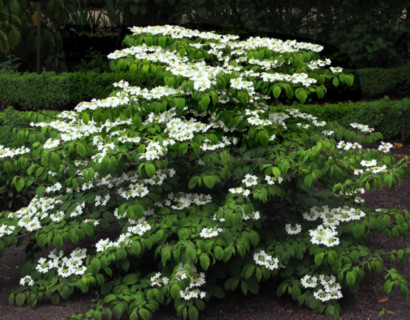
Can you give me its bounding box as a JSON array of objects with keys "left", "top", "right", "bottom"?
[
  {"left": 277, "top": 98, "right": 410, "bottom": 141},
  {"left": 0, "top": 71, "right": 162, "bottom": 111},
  {"left": 353, "top": 63, "right": 410, "bottom": 99}
]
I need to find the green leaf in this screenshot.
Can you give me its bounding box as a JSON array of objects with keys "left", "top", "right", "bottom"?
[
  {"left": 384, "top": 175, "right": 394, "bottom": 188},
  {"left": 49, "top": 152, "right": 60, "bottom": 169},
  {"left": 203, "top": 175, "right": 216, "bottom": 189},
  {"left": 245, "top": 265, "right": 255, "bottom": 279},
  {"left": 199, "top": 95, "right": 210, "bottom": 111},
  {"left": 145, "top": 163, "right": 156, "bottom": 178},
  {"left": 123, "top": 273, "right": 138, "bottom": 285},
  {"left": 345, "top": 74, "right": 354, "bottom": 86},
  {"left": 295, "top": 88, "right": 308, "bottom": 104},
  {"left": 214, "top": 246, "right": 224, "bottom": 260},
  {"left": 16, "top": 293, "right": 25, "bottom": 307},
  {"left": 272, "top": 85, "right": 281, "bottom": 99},
  {"left": 170, "top": 284, "right": 180, "bottom": 299},
  {"left": 199, "top": 254, "right": 210, "bottom": 271},
  {"left": 15, "top": 178, "right": 25, "bottom": 192},
  {"left": 332, "top": 77, "right": 339, "bottom": 88},
  {"left": 314, "top": 252, "right": 325, "bottom": 266},
  {"left": 82, "top": 113, "right": 89, "bottom": 124},
  {"left": 36, "top": 185, "right": 45, "bottom": 197},
  {"left": 346, "top": 271, "right": 356, "bottom": 287},
  {"left": 102, "top": 309, "right": 113, "bottom": 320},
  {"left": 316, "top": 86, "right": 325, "bottom": 99},
  {"left": 90, "top": 258, "right": 101, "bottom": 275},
  {"left": 283, "top": 84, "right": 294, "bottom": 99},
  {"left": 304, "top": 174, "right": 313, "bottom": 188},
  {"left": 76, "top": 143, "right": 87, "bottom": 157},
  {"left": 53, "top": 234, "right": 63, "bottom": 249},
  {"left": 188, "top": 306, "right": 198, "bottom": 320}
]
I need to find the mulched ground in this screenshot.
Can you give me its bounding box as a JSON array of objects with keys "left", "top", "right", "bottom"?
[{"left": 1, "top": 143, "right": 409, "bottom": 320}]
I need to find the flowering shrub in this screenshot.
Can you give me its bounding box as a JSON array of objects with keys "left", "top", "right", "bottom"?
[{"left": 1, "top": 25, "right": 410, "bottom": 320}]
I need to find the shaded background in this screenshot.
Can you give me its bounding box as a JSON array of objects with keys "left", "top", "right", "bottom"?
[{"left": 0, "top": 0, "right": 409, "bottom": 73}]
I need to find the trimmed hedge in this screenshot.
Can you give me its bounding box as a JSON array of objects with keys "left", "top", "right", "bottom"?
[
  {"left": 278, "top": 98, "right": 410, "bottom": 141},
  {"left": 0, "top": 71, "right": 162, "bottom": 111},
  {"left": 353, "top": 63, "right": 410, "bottom": 99}
]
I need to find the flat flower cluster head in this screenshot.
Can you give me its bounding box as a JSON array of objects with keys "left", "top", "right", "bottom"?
[
  {"left": 303, "top": 206, "right": 366, "bottom": 247},
  {"left": 0, "top": 145, "right": 30, "bottom": 158},
  {"left": 253, "top": 250, "right": 280, "bottom": 270},
  {"left": 34, "top": 248, "right": 87, "bottom": 278},
  {"left": 301, "top": 274, "right": 342, "bottom": 302}
]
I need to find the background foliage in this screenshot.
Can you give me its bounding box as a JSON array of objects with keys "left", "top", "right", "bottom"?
[{"left": 0, "top": 0, "right": 409, "bottom": 71}]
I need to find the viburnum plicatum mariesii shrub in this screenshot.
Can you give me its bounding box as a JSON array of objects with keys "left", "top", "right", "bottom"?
[{"left": 1, "top": 25, "right": 410, "bottom": 320}]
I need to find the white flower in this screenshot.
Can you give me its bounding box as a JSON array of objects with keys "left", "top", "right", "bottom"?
[
  {"left": 378, "top": 142, "right": 393, "bottom": 153},
  {"left": 20, "top": 275, "right": 34, "bottom": 286},
  {"left": 300, "top": 275, "right": 318, "bottom": 288},
  {"left": 360, "top": 159, "right": 377, "bottom": 167},
  {"left": 285, "top": 223, "right": 302, "bottom": 235},
  {"left": 313, "top": 289, "right": 332, "bottom": 302},
  {"left": 150, "top": 272, "right": 169, "bottom": 287},
  {"left": 43, "top": 138, "right": 60, "bottom": 149},
  {"left": 330, "top": 66, "right": 343, "bottom": 74},
  {"left": 243, "top": 210, "right": 260, "bottom": 221},
  {"left": 253, "top": 250, "right": 280, "bottom": 270},
  {"left": 200, "top": 227, "right": 223, "bottom": 238},
  {"left": 95, "top": 238, "right": 114, "bottom": 252},
  {"left": 242, "top": 174, "right": 258, "bottom": 187}
]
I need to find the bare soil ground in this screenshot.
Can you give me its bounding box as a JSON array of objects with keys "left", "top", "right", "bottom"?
[{"left": 1, "top": 143, "right": 409, "bottom": 320}]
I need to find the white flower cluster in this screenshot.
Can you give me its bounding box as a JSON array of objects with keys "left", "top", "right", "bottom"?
[
  {"left": 162, "top": 192, "right": 212, "bottom": 211},
  {"left": 200, "top": 226, "right": 223, "bottom": 238},
  {"left": 285, "top": 223, "right": 302, "bottom": 235},
  {"left": 150, "top": 272, "right": 169, "bottom": 287},
  {"left": 130, "top": 25, "right": 239, "bottom": 42},
  {"left": 45, "top": 182, "right": 63, "bottom": 194},
  {"left": 35, "top": 248, "right": 87, "bottom": 278},
  {"left": 242, "top": 210, "right": 260, "bottom": 221},
  {"left": 0, "top": 224, "right": 15, "bottom": 238},
  {"left": 260, "top": 72, "right": 317, "bottom": 87},
  {"left": 301, "top": 274, "right": 342, "bottom": 302},
  {"left": 253, "top": 250, "right": 280, "bottom": 270},
  {"left": 140, "top": 141, "right": 165, "bottom": 161},
  {"left": 360, "top": 159, "right": 387, "bottom": 174},
  {"left": 20, "top": 275, "right": 34, "bottom": 286},
  {"left": 166, "top": 118, "right": 211, "bottom": 142},
  {"left": 128, "top": 218, "right": 152, "bottom": 236},
  {"left": 308, "top": 59, "right": 331, "bottom": 70},
  {"left": 114, "top": 81, "right": 183, "bottom": 101},
  {"left": 95, "top": 194, "right": 110, "bottom": 206},
  {"left": 337, "top": 140, "right": 362, "bottom": 151},
  {"left": 303, "top": 205, "right": 366, "bottom": 247},
  {"left": 12, "top": 196, "right": 63, "bottom": 232},
  {"left": 350, "top": 122, "right": 374, "bottom": 133},
  {"left": 242, "top": 174, "right": 258, "bottom": 187},
  {"left": 0, "top": 144, "right": 30, "bottom": 158},
  {"left": 200, "top": 136, "right": 238, "bottom": 151},
  {"left": 265, "top": 175, "right": 283, "bottom": 185},
  {"left": 378, "top": 142, "right": 393, "bottom": 153},
  {"left": 330, "top": 66, "right": 343, "bottom": 74},
  {"left": 119, "top": 183, "right": 149, "bottom": 200},
  {"left": 43, "top": 138, "right": 60, "bottom": 149},
  {"left": 178, "top": 266, "right": 207, "bottom": 300},
  {"left": 229, "top": 187, "right": 251, "bottom": 197}
]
